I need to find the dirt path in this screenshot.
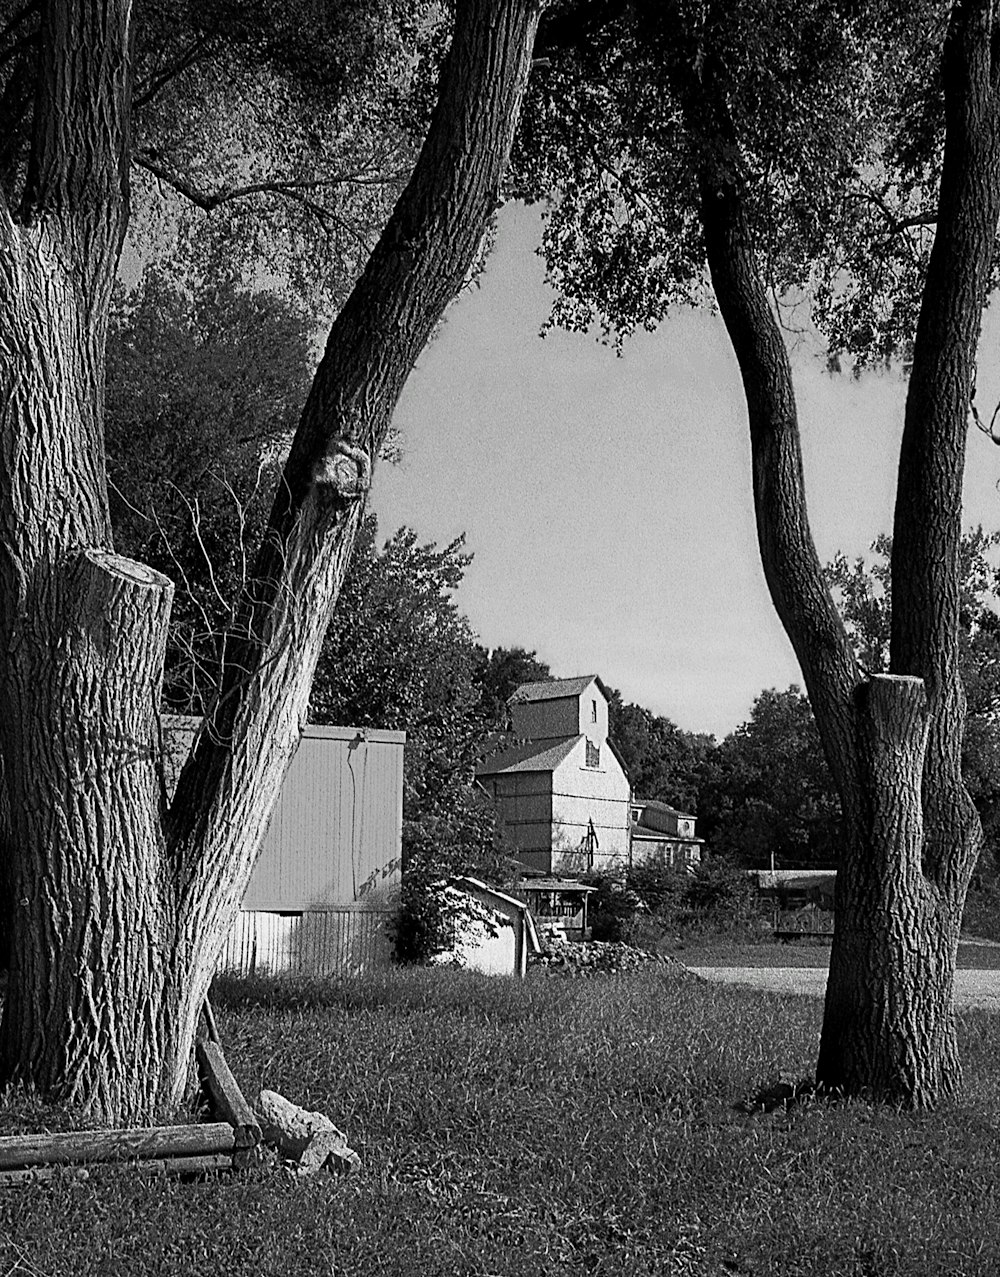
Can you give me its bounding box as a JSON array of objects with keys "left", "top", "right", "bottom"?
[{"left": 691, "top": 966, "right": 1000, "bottom": 1011}]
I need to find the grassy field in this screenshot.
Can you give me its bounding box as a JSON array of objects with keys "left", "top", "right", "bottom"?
[
  {"left": 675, "top": 938, "right": 1000, "bottom": 970},
  {"left": 1, "top": 967, "right": 1000, "bottom": 1276}
]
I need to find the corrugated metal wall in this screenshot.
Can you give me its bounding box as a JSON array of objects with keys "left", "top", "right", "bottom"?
[
  {"left": 163, "top": 719, "right": 404, "bottom": 975},
  {"left": 219, "top": 907, "right": 395, "bottom": 976},
  {"left": 242, "top": 724, "right": 404, "bottom": 910}
]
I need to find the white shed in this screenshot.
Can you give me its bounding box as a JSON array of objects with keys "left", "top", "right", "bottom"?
[{"left": 445, "top": 877, "right": 541, "bottom": 977}]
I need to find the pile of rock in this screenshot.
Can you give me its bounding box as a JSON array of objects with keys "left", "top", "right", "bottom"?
[{"left": 531, "top": 927, "right": 690, "bottom": 977}]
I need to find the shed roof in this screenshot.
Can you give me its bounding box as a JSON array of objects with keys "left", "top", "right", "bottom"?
[
  {"left": 634, "top": 798, "right": 696, "bottom": 820},
  {"left": 509, "top": 675, "right": 609, "bottom": 705},
  {"left": 476, "top": 735, "right": 581, "bottom": 777},
  {"left": 452, "top": 877, "right": 541, "bottom": 954},
  {"left": 519, "top": 878, "right": 598, "bottom": 894}
]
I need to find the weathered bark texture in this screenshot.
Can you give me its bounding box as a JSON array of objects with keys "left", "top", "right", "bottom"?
[
  {"left": 683, "top": 0, "right": 1000, "bottom": 1105},
  {"left": 0, "top": 0, "right": 542, "bottom": 1121}
]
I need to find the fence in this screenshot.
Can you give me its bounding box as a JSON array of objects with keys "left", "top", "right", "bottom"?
[{"left": 219, "top": 907, "right": 395, "bottom": 977}]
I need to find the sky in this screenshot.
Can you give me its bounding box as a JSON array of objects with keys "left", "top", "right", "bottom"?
[{"left": 370, "top": 201, "right": 1000, "bottom": 741}]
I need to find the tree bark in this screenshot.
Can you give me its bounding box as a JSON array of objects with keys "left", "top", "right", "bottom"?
[
  {"left": 0, "top": 0, "right": 542, "bottom": 1122},
  {"left": 685, "top": 0, "right": 1000, "bottom": 1106}
]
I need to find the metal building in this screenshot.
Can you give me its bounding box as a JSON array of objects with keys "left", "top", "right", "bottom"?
[{"left": 164, "top": 719, "right": 405, "bottom": 975}]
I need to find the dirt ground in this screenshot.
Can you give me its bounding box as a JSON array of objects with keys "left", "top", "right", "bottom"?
[{"left": 690, "top": 964, "right": 1000, "bottom": 1011}]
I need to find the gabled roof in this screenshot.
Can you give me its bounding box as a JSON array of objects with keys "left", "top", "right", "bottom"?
[
  {"left": 634, "top": 798, "right": 696, "bottom": 820},
  {"left": 452, "top": 876, "right": 541, "bottom": 954},
  {"left": 475, "top": 735, "right": 581, "bottom": 777},
  {"left": 509, "top": 675, "right": 610, "bottom": 705}
]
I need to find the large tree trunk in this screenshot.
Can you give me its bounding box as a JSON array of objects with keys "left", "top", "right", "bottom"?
[
  {"left": 0, "top": 0, "right": 542, "bottom": 1122},
  {"left": 683, "top": 0, "right": 1000, "bottom": 1105}
]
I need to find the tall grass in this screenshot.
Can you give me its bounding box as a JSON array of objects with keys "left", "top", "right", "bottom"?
[{"left": 2, "top": 967, "right": 1000, "bottom": 1275}]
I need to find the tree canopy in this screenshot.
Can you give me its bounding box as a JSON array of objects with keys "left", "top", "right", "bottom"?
[
  {"left": 513, "top": 0, "right": 1000, "bottom": 1105},
  {"left": 106, "top": 271, "right": 313, "bottom": 709}
]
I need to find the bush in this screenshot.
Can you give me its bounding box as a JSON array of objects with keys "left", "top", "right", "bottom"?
[
  {"left": 626, "top": 862, "right": 690, "bottom": 918},
  {"left": 683, "top": 857, "right": 756, "bottom": 921},
  {"left": 587, "top": 875, "right": 644, "bottom": 943}
]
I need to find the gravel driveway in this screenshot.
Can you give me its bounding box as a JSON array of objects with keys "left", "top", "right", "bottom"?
[{"left": 691, "top": 966, "right": 1000, "bottom": 1011}]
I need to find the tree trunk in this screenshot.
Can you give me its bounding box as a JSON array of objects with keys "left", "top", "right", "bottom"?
[
  {"left": 0, "top": 0, "right": 542, "bottom": 1122},
  {"left": 817, "top": 676, "right": 968, "bottom": 1105},
  {"left": 685, "top": 0, "right": 1000, "bottom": 1106}
]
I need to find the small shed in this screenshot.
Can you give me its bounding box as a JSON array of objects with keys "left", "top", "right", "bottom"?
[
  {"left": 446, "top": 877, "right": 541, "bottom": 977},
  {"left": 518, "top": 876, "right": 597, "bottom": 939}
]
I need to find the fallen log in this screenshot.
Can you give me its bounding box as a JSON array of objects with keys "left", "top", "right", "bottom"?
[
  {"left": 0, "top": 1122, "right": 235, "bottom": 1172},
  {"left": 0, "top": 1152, "right": 234, "bottom": 1186}
]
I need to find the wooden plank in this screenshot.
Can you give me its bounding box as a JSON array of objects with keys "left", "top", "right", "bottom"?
[
  {"left": 0, "top": 1122, "right": 234, "bottom": 1171},
  {"left": 0, "top": 1152, "right": 233, "bottom": 1186},
  {"left": 196, "top": 1039, "right": 261, "bottom": 1167}
]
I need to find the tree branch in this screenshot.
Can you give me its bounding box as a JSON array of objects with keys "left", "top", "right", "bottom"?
[
  {"left": 133, "top": 152, "right": 408, "bottom": 221},
  {"left": 686, "top": 57, "right": 859, "bottom": 786},
  {"left": 133, "top": 33, "right": 215, "bottom": 110}
]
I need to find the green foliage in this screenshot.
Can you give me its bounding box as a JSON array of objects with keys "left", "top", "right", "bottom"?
[
  {"left": 513, "top": 0, "right": 955, "bottom": 368},
  {"left": 6, "top": 966, "right": 1000, "bottom": 1275},
  {"left": 590, "top": 857, "right": 758, "bottom": 942},
  {"left": 824, "top": 529, "right": 1000, "bottom": 862},
  {"left": 475, "top": 645, "right": 552, "bottom": 725},
  {"left": 106, "top": 270, "right": 313, "bottom": 710},
  {"left": 586, "top": 875, "right": 644, "bottom": 943},
  {"left": 127, "top": 0, "right": 444, "bottom": 308},
  {"left": 699, "top": 687, "right": 842, "bottom": 868},
  {"left": 607, "top": 690, "right": 714, "bottom": 810}
]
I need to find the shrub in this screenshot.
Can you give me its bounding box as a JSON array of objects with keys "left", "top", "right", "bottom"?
[
  {"left": 626, "top": 861, "right": 690, "bottom": 918},
  {"left": 587, "top": 874, "right": 644, "bottom": 942}
]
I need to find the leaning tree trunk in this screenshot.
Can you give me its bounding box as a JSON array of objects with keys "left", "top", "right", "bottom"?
[
  {"left": 0, "top": 0, "right": 542, "bottom": 1122},
  {"left": 683, "top": 0, "right": 1000, "bottom": 1106}
]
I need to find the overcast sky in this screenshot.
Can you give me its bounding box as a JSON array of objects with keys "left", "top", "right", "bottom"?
[{"left": 371, "top": 202, "right": 1000, "bottom": 740}]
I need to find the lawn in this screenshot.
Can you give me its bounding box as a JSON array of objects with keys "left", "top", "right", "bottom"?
[
  {"left": 1, "top": 966, "right": 999, "bottom": 1276},
  {"left": 675, "top": 938, "right": 1000, "bottom": 970}
]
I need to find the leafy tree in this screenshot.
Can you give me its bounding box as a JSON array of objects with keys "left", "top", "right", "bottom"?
[
  {"left": 0, "top": 0, "right": 542, "bottom": 1122},
  {"left": 475, "top": 645, "right": 552, "bottom": 724},
  {"left": 698, "top": 687, "right": 842, "bottom": 869},
  {"left": 310, "top": 519, "right": 515, "bottom": 962},
  {"left": 825, "top": 529, "right": 1000, "bottom": 862},
  {"left": 106, "top": 271, "right": 313, "bottom": 710},
  {"left": 515, "top": 0, "right": 1000, "bottom": 1105},
  {"left": 607, "top": 692, "right": 714, "bottom": 812}
]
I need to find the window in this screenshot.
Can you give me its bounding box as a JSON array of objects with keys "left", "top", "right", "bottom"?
[
  {"left": 591, "top": 699, "right": 598, "bottom": 723},
  {"left": 586, "top": 739, "right": 600, "bottom": 768}
]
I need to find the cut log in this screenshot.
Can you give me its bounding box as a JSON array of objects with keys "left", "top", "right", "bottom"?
[
  {"left": 196, "top": 1039, "right": 261, "bottom": 1168},
  {"left": 0, "top": 1152, "right": 234, "bottom": 1186},
  {"left": 0, "top": 1122, "right": 234, "bottom": 1171}
]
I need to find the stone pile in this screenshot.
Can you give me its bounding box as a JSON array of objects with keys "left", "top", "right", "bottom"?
[{"left": 532, "top": 926, "right": 691, "bottom": 977}]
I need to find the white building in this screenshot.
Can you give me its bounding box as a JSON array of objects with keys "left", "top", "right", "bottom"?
[{"left": 476, "top": 675, "right": 631, "bottom": 876}]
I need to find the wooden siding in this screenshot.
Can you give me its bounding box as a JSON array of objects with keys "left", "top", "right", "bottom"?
[
  {"left": 510, "top": 695, "right": 579, "bottom": 742},
  {"left": 220, "top": 907, "right": 394, "bottom": 976}
]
